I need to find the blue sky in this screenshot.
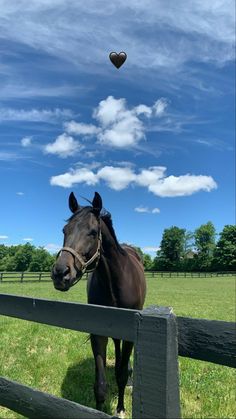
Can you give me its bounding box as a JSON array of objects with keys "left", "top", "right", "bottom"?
[{"left": 0, "top": 0, "right": 235, "bottom": 256}]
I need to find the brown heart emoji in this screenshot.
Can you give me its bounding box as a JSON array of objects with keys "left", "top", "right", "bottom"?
[{"left": 109, "top": 51, "right": 127, "bottom": 69}]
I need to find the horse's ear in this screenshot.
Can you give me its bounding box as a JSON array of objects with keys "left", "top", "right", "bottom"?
[
  {"left": 69, "top": 192, "right": 79, "bottom": 213},
  {"left": 92, "top": 192, "right": 102, "bottom": 214}
]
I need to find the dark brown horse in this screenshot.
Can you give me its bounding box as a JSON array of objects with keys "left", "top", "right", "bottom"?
[{"left": 51, "top": 192, "right": 146, "bottom": 415}]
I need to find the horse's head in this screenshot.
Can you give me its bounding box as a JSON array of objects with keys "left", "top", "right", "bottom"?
[{"left": 51, "top": 191, "right": 102, "bottom": 291}]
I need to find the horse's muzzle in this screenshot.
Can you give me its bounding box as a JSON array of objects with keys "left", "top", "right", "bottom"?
[
  {"left": 51, "top": 264, "right": 83, "bottom": 291},
  {"left": 51, "top": 265, "right": 71, "bottom": 291}
]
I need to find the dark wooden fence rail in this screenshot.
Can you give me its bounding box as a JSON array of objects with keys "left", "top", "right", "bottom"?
[
  {"left": 0, "top": 294, "right": 235, "bottom": 418},
  {"left": 0, "top": 271, "right": 235, "bottom": 283},
  {"left": 145, "top": 271, "right": 236, "bottom": 278}
]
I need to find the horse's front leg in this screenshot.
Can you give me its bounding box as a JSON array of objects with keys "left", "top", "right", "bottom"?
[
  {"left": 90, "top": 334, "right": 108, "bottom": 411},
  {"left": 116, "top": 340, "right": 133, "bottom": 416}
]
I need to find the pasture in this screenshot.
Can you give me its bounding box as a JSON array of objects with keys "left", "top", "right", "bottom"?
[{"left": 0, "top": 275, "right": 235, "bottom": 418}]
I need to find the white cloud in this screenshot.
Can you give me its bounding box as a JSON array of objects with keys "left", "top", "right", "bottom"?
[
  {"left": 94, "top": 96, "right": 145, "bottom": 148},
  {"left": 148, "top": 174, "right": 217, "bottom": 197},
  {"left": 0, "top": 83, "right": 87, "bottom": 100},
  {"left": 152, "top": 208, "right": 160, "bottom": 214},
  {"left": 0, "top": 1, "right": 233, "bottom": 76},
  {"left": 50, "top": 167, "right": 98, "bottom": 187},
  {"left": 50, "top": 164, "right": 217, "bottom": 197},
  {"left": 97, "top": 166, "right": 136, "bottom": 191},
  {"left": 23, "top": 238, "right": 33, "bottom": 242},
  {"left": 0, "top": 107, "right": 74, "bottom": 123},
  {"left": 63, "top": 96, "right": 168, "bottom": 149},
  {"left": 0, "top": 235, "right": 8, "bottom": 240},
  {"left": 136, "top": 167, "right": 166, "bottom": 187},
  {"left": 16, "top": 192, "right": 24, "bottom": 196},
  {"left": 64, "top": 121, "right": 100, "bottom": 136},
  {"left": 153, "top": 98, "right": 169, "bottom": 117},
  {"left": 21, "top": 136, "right": 32, "bottom": 147},
  {"left": 134, "top": 105, "right": 153, "bottom": 117},
  {"left": 135, "top": 206, "right": 150, "bottom": 213},
  {"left": 44, "top": 133, "right": 82, "bottom": 158},
  {"left": 0, "top": 152, "right": 22, "bottom": 161},
  {"left": 135, "top": 206, "right": 161, "bottom": 214}
]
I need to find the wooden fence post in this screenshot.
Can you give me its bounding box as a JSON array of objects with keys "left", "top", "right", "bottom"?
[
  {"left": 132, "top": 306, "right": 180, "bottom": 419},
  {"left": 20, "top": 272, "right": 24, "bottom": 283}
]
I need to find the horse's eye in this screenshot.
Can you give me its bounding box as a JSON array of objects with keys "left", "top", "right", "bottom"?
[{"left": 89, "top": 229, "right": 97, "bottom": 237}]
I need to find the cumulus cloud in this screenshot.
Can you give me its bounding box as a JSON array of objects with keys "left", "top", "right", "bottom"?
[
  {"left": 50, "top": 167, "right": 98, "bottom": 187},
  {"left": 148, "top": 174, "right": 217, "bottom": 197},
  {"left": 44, "top": 133, "right": 82, "bottom": 158},
  {"left": 97, "top": 166, "right": 136, "bottom": 190},
  {"left": 23, "top": 238, "right": 33, "bottom": 242},
  {"left": 64, "top": 121, "right": 100, "bottom": 136},
  {"left": 21, "top": 136, "right": 32, "bottom": 147},
  {"left": 16, "top": 192, "right": 24, "bottom": 196},
  {"left": 0, "top": 235, "right": 8, "bottom": 240},
  {"left": 50, "top": 164, "right": 217, "bottom": 197},
  {"left": 62, "top": 96, "right": 169, "bottom": 150}
]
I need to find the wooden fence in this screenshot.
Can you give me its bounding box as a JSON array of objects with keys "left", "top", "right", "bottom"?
[
  {"left": 0, "top": 270, "right": 235, "bottom": 283},
  {"left": 0, "top": 294, "right": 235, "bottom": 418},
  {"left": 145, "top": 271, "right": 236, "bottom": 278},
  {"left": 0, "top": 272, "right": 52, "bottom": 283}
]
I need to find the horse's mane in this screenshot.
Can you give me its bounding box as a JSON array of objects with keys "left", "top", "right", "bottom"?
[{"left": 100, "top": 209, "right": 126, "bottom": 255}]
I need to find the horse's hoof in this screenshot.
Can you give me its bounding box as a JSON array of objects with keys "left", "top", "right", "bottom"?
[{"left": 116, "top": 409, "right": 126, "bottom": 418}]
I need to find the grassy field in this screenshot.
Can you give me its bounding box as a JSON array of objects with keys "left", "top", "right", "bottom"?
[{"left": 0, "top": 275, "right": 235, "bottom": 418}]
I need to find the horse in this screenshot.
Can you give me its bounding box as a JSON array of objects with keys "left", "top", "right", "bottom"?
[{"left": 51, "top": 191, "right": 146, "bottom": 416}]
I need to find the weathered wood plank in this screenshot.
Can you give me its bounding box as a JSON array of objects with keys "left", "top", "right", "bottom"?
[
  {"left": 132, "top": 306, "right": 181, "bottom": 419},
  {"left": 177, "top": 317, "right": 236, "bottom": 368},
  {"left": 0, "top": 377, "right": 118, "bottom": 418},
  {"left": 0, "top": 294, "right": 136, "bottom": 341},
  {"left": 0, "top": 294, "right": 235, "bottom": 367}
]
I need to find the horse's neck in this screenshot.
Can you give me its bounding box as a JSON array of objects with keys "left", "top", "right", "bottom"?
[
  {"left": 96, "top": 221, "right": 126, "bottom": 305},
  {"left": 99, "top": 220, "right": 125, "bottom": 271}
]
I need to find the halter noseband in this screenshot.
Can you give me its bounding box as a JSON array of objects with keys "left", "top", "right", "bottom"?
[{"left": 57, "top": 228, "right": 102, "bottom": 286}]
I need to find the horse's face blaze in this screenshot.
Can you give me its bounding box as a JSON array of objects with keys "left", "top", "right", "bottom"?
[{"left": 51, "top": 209, "right": 99, "bottom": 291}]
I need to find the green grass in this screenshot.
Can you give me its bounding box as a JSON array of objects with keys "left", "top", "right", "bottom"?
[{"left": 0, "top": 276, "right": 235, "bottom": 418}]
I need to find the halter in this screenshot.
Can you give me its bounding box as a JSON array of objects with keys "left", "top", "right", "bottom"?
[{"left": 57, "top": 228, "right": 102, "bottom": 287}]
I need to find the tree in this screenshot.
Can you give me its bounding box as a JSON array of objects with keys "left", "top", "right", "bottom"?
[
  {"left": 194, "top": 222, "right": 216, "bottom": 270},
  {"left": 143, "top": 253, "right": 153, "bottom": 271},
  {"left": 12, "top": 243, "right": 35, "bottom": 271},
  {"left": 29, "top": 247, "right": 55, "bottom": 271},
  {"left": 213, "top": 225, "right": 236, "bottom": 271},
  {"left": 157, "top": 226, "right": 186, "bottom": 270}
]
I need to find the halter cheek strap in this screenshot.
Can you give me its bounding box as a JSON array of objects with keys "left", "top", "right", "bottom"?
[{"left": 57, "top": 229, "right": 102, "bottom": 281}]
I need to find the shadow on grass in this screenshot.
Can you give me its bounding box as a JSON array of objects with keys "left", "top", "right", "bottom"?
[{"left": 61, "top": 358, "right": 119, "bottom": 415}]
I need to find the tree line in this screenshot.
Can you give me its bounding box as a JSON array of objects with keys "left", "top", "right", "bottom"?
[
  {"left": 134, "top": 223, "right": 236, "bottom": 272},
  {"left": 0, "top": 223, "right": 235, "bottom": 272}
]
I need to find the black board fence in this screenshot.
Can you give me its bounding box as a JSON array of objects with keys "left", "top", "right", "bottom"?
[
  {"left": 0, "top": 294, "right": 235, "bottom": 418},
  {"left": 0, "top": 271, "right": 235, "bottom": 283}
]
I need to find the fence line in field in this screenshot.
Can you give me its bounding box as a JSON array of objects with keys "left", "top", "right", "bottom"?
[
  {"left": 0, "top": 270, "right": 235, "bottom": 283},
  {"left": 0, "top": 293, "right": 235, "bottom": 418},
  {"left": 145, "top": 271, "right": 236, "bottom": 277}
]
